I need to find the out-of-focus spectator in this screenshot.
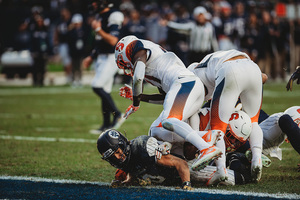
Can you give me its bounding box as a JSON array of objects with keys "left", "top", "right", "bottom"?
[
  {"left": 215, "top": 1, "right": 236, "bottom": 50},
  {"left": 231, "top": 1, "right": 246, "bottom": 49},
  {"left": 53, "top": 7, "right": 72, "bottom": 84},
  {"left": 167, "top": 6, "right": 219, "bottom": 64},
  {"left": 67, "top": 13, "right": 87, "bottom": 87},
  {"left": 14, "top": 20, "right": 31, "bottom": 51},
  {"left": 257, "top": 10, "right": 277, "bottom": 80},
  {"left": 144, "top": 3, "right": 168, "bottom": 46},
  {"left": 241, "top": 12, "right": 259, "bottom": 62},
  {"left": 292, "top": 18, "right": 300, "bottom": 73},
  {"left": 121, "top": 9, "right": 146, "bottom": 39},
  {"left": 166, "top": 3, "right": 190, "bottom": 65},
  {"left": 273, "top": 16, "right": 289, "bottom": 81},
  {"left": 30, "top": 14, "right": 50, "bottom": 87}
]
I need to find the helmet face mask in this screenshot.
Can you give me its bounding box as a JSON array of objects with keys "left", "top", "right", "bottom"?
[
  {"left": 97, "top": 129, "right": 131, "bottom": 168},
  {"left": 225, "top": 110, "right": 252, "bottom": 152},
  {"left": 116, "top": 54, "right": 134, "bottom": 76}
]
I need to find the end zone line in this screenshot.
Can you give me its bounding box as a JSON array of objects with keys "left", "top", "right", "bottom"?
[{"left": 0, "top": 175, "right": 299, "bottom": 199}]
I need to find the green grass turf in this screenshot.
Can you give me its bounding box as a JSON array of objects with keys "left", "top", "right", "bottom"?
[{"left": 0, "top": 82, "right": 299, "bottom": 194}]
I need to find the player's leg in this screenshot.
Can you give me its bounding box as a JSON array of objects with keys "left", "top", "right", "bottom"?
[
  {"left": 91, "top": 55, "right": 122, "bottom": 133},
  {"left": 239, "top": 60, "right": 263, "bottom": 182},
  {"left": 279, "top": 114, "right": 300, "bottom": 155},
  {"left": 161, "top": 77, "right": 222, "bottom": 170}
]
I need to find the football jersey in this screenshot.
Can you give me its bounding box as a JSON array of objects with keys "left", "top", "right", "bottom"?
[
  {"left": 91, "top": 9, "right": 124, "bottom": 58},
  {"left": 126, "top": 39, "right": 195, "bottom": 92}
]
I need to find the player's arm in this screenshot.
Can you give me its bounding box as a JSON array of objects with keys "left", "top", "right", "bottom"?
[
  {"left": 157, "top": 154, "right": 192, "bottom": 190},
  {"left": 262, "top": 73, "right": 268, "bottom": 84},
  {"left": 286, "top": 66, "right": 300, "bottom": 91}
]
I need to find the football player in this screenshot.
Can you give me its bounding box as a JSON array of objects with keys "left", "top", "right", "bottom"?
[
  {"left": 114, "top": 35, "right": 222, "bottom": 171},
  {"left": 97, "top": 129, "right": 193, "bottom": 190},
  {"left": 188, "top": 50, "right": 264, "bottom": 183},
  {"left": 82, "top": 0, "right": 125, "bottom": 134}
]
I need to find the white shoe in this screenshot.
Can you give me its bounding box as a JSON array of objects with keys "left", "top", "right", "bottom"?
[
  {"left": 206, "top": 167, "right": 228, "bottom": 186},
  {"left": 112, "top": 113, "right": 126, "bottom": 129},
  {"left": 191, "top": 146, "right": 222, "bottom": 171},
  {"left": 202, "top": 130, "right": 222, "bottom": 146},
  {"left": 251, "top": 158, "right": 262, "bottom": 182},
  {"left": 89, "top": 126, "right": 111, "bottom": 135}
]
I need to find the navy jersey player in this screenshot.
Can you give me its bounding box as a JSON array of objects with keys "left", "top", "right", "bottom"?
[
  {"left": 82, "top": 0, "right": 125, "bottom": 134},
  {"left": 97, "top": 129, "right": 193, "bottom": 190}
]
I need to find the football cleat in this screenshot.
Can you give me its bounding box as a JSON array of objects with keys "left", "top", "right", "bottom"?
[
  {"left": 112, "top": 113, "right": 126, "bottom": 129},
  {"left": 251, "top": 158, "right": 262, "bottom": 183},
  {"left": 191, "top": 146, "right": 222, "bottom": 171},
  {"left": 206, "top": 167, "right": 228, "bottom": 186},
  {"left": 202, "top": 130, "right": 222, "bottom": 146}
]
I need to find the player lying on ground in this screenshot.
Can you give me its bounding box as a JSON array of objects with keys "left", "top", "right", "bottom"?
[{"left": 97, "top": 129, "right": 193, "bottom": 190}]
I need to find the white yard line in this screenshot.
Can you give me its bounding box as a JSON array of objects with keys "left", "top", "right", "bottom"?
[
  {"left": 0, "top": 135, "right": 96, "bottom": 143},
  {"left": 0, "top": 175, "right": 299, "bottom": 199}
]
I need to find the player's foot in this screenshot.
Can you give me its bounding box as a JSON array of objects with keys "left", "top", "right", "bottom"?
[
  {"left": 251, "top": 158, "right": 262, "bottom": 183},
  {"left": 112, "top": 113, "right": 126, "bottom": 129},
  {"left": 202, "top": 130, "right": 222, "bottom": 146},
  {"left": 89, "top": 125, "right": 111, "bottom": 135},
  {"left": 206, "top": 167, "right": 228, "bottom": 186},
  {"left": 191, "top": 146, "right": 222, "bottom": 171}
]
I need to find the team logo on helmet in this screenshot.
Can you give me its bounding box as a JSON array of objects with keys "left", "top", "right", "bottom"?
[{"left": 109, "top": 130, "right": 120, "bottom": 139}]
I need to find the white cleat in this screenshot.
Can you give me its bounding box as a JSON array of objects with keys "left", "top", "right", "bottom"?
[
  {"left": 202, "top": 130, "right": 222, "bottom": 146},
  {"left": 206, "top": 167, "right": 228, "bottom": 186},
  {"left": 112, "top": 113, "right": 126, "bottom": 129},
  {"left": 191, "top": 146, "right": 222, "bottom": 171}
]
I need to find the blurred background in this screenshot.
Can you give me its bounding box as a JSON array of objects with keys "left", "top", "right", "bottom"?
[{"left": 0, "top": 0, "right": 300, "bottom": 86}]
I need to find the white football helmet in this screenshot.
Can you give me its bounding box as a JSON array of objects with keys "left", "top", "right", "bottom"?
[
  {"left": 225, "top": 110, "right": 252, "bottom": 152},
  {"left": 283, "top": 106, "right": 300, "bottom": 127},
  {"left": 115, "top": 35, "right": 138, "bottom": 76}
]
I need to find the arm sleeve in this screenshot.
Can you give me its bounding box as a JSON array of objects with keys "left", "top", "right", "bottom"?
[{"left": 132, "top": 61, "right": 145, "bottom": 106}]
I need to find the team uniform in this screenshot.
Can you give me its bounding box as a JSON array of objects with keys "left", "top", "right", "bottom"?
[
  {"left": 88, "top": 7, "right": 124, "bottom": 133},
  {"left": 188, "top": 49, "right": 264, "bottom": 182},
  {"left": 115, "top": 36, "right": 222, "bottom": 171}
]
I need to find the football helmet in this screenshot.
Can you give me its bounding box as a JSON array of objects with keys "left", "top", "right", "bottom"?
[
  {"left": 225, "top": 110, "right": 252, "bottom": 152},
  {"left": 97, "top": 129, "right": 131, "bottom": 168},
  {"left": 115, "top": 35, "right": 138, "bottom": 76},
  {"left": 283, "top": 106, "right": 300, "bottom": 127}
]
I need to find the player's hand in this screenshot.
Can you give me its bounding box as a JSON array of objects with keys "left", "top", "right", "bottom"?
[
  {"left": 110, "top": 180, "right": 122, "bottom": 188},
  {"left": 181, "top": 181, "right": 194, "bottom": 191},
  {"left": 286, "top": 66, "right": 300, "bottom": 91},
  {"left": 119, "top": 84, "right": 133, "bottom": 100},
  {"left": 123, "top": 105, "right": 139, "bottom": 119}
]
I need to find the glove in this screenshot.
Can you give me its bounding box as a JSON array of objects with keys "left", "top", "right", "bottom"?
[
  {"left": 286, "top": 66, "right": 300, "bottom": 91},
  {"left": 155, "top": 142, "right": 172, "bottom": 160},
  {"left": 110, "top": 180, "right": 122, "bottom": 188},
  {"left": 119, "top": 84, "right": 133, "bottom": 100},
  {"left": 181, "top": 181, "right": 193, "bottom": 191},
  {"left": 123, "top": 105, "right": 139, "bottom": 119}
]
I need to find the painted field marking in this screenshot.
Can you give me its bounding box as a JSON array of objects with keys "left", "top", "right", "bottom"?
[
  {"left": 0, "top": 135, "right": 96, "bottom": 143},
  {"left": 0, "top": 175, "right": 299, "bottom": 200}
]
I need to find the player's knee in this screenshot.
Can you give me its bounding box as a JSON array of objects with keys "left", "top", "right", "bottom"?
[{"left": 162, "top": 118, "right": 179, "bottom": 132}]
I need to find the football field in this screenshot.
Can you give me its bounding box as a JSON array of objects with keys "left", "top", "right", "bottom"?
[{"left": 0, "top": 82, "right": 299, "bottom": 199}]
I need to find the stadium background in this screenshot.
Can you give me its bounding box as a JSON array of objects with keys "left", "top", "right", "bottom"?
[{"left": 0, "top": 0, "right": 299, "bottom": 199}]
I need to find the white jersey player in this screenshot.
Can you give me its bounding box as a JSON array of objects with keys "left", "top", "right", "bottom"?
[
  {"left": 114, "top": 35, "right": 222, "bottom": 171},
  {"left": 188, "top": 49, "right": 264, "bottom": 183}
]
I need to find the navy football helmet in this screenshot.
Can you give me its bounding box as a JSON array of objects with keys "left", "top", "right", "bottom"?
[{"left": 97, "top": 129, "right": 131, "bottom": 168}]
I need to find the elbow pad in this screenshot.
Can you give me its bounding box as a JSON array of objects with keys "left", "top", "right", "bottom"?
[{"left": 132, "top": 61, "right": 145, "bottom": 97}]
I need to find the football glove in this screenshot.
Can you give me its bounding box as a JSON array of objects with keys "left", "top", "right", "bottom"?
[
  {"left": 123, "top": 104, "right": 139, "bottom": 119},
  {"left": 119, "top": 84, "right": 133, "bottom": 100},
  {"left": 286, "top": 66, "right": 300, "bottom": 91}
]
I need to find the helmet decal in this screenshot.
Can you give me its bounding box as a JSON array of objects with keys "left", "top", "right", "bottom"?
[{"left": 109, "top": 130, "right": 120, "bottom": 139}]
